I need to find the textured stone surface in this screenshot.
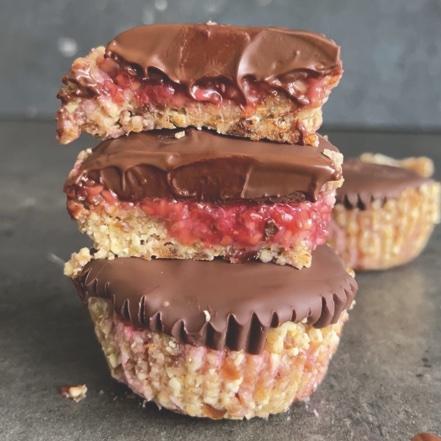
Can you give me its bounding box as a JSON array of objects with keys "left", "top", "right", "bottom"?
[
  {"left": 1, "top": 121, "right": 440, "bottom": 440},
  {"left": 2, "top": 0, "right": 441, "bottom": 129}
]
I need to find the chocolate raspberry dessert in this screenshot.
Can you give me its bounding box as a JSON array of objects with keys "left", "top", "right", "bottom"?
[
  {"left": 56, "top": 23, "right": 342, "bottom": 145},
  {"left": 58, "top": 22, "right": 353, "bottom": 420},
  {"left": 64, "top": 128, "right": 343, "bottom": 268},
  {"left": 328, "top": 156, "right": 440, "bottom": 271},
  {"left": 67, "top": 245, "right": 357, "bottom": 419}
]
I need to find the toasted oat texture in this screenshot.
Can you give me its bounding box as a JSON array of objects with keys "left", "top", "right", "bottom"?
[
  {"left": 328, "top": 181, "right": 440, "bottom": 271},
  {"left": 56, "top": 47, "right": 327, "bottom": 145},
  {"left": 63, "top": 208, "right": 316, "bottom": 274},
  {"left": 65, "top": 200, "right": 327, "bottom": 272},
  {"left": 88, "top": 297, "right": 348, "bottom": 419}
]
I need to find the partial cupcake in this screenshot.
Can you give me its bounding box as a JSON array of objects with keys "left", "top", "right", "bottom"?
[
  {"left": 56, "top": 23, "right": 342, "bottom": 145},
  {"left": 328, "top": 155, "right": 440, "bottom": 271},
  {"left": 67, "top": 245, "right": 357, "bottom": 419},
  {"left": 64, "top": 128, "right": 343, "bottom": 268}
]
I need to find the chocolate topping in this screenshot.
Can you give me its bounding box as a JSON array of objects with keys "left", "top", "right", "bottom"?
[
  {"left": 58, "top": 65, "right": 100, "bottom": 102},
  {"left": 66, "top": 129, "right": 340, "bottom": 203},
  {"left": 75, "top": 246, "right": 357, "bottom": 355},
  {"left": 337, "top": 159, "right": 431, "bottom": 209},
  {"left": 105, "top": 23, "right": 342, "bottom": 104}
]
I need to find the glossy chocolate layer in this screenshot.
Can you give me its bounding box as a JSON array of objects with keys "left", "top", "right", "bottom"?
[
  {"left": 105, "top": 23, "right": 342, "bottom": 104},
  {"left": 66, "top": 129, "right": 341, "bottom": 203},
  {"left": 75, "top": 245, "right": 357, "bottom": 354},
  {"left": 337, "top": 159, "right": 431, "bottom": 209}
]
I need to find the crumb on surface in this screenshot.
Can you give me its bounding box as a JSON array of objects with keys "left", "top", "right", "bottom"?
[
  {"left": 411, "top": 433, "right": 441, "bottom": 441},
  {"left": 59, "top": 384, "right": 87, "bottom": 403}
]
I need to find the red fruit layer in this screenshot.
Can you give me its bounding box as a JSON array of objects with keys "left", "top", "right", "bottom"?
[{"left": 68, "top": 184, "right": 335, "bottom": 256}]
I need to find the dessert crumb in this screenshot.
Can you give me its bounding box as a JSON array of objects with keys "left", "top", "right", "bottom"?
[
  {"left": 323, "top": 148, "right": 343, "bottom": 169},
  {"left": 412, "top": 433, "right": 441, "bottom": 441},
  {"left": 59, "top": 384, "right": 87, "bottom": 403},
  {"left": 174, "top": 131, "right": 186, "bottom": 139}
]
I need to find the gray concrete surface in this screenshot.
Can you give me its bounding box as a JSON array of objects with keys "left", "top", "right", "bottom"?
[
  {"left": 2, "top": 0, "right": 441, "bottom": 130},
  {"left": 0, "top": 121, "right": 440, "bottom": 440}
]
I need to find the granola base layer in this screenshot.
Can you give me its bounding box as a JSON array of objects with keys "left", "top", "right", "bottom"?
[
  {"left": 328, "top": 181, "right": 440, "bottom": 270},
  {"left": 66, "top": 193, "right": 337, "bottom": 271},
  {"left": 88, "top": 297, "right": 348, "bottom": 419}
]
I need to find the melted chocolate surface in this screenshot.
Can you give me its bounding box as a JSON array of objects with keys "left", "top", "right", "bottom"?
[
  {"left": 105, "top": 23, "right": 342, "bottom": 103},
  {"left": 66, "top": 129, "right": 341, "bottom": 203},
  {"left": 337, "top": 159, "right": 431, "bottom": 209},
  {"left": 75, "top": 246, "right": 357, "bottom": 354}
]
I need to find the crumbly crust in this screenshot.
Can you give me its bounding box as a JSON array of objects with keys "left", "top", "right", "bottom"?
[
  {"left": 64, "top": 203, "right": 317, "bottom": 276},
  {"left": 56, "top": 47, "right": 328, "bottom": 145},
  {"left": 88, "top": 297, "right": 348, "bottom": 419},
  {"left": 329, "top": 181, "right": 440, "bottom": 270}
]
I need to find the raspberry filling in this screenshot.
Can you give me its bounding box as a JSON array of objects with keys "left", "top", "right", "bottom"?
[
  {"left": 89, "top": 54, "right": 331, "bottom": 109},
  {"left": 140, "top": 197, "right": 333, "bottom": 250},
  {"left": 68, "top": 183, "right": 335, "bottom": 257}
]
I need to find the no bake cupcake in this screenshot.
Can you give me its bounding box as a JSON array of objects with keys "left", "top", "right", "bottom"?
[
  {"left": 328, "top": 156, "right": 440, "bottom": 271},
  {"left": 56, "top": 23, "right": 342, "bottom": 145},
  {"left": 67, "top": 245, "right": 357, "bottom": 419},
  {"left": 64, "top": 128, "right": 343, "bottom": 268}
]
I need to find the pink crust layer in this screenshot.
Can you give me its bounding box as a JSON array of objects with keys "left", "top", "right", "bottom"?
[
  {"left": 328, "top": 181, "right": 440, "bottom": 271},
  {"left": 66, "top": 184, "right": 335, "bottom": 265},
  {"left": 89, "top": 297, "right": 348, "bottom": 419}
]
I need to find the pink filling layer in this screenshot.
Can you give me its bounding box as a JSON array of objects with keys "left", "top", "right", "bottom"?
[
  {"left": 69, "top": 184, "right": 335, "bottom": 258},
  {"left": 139, "top": 196, "right": 334, "bottom": 250}
]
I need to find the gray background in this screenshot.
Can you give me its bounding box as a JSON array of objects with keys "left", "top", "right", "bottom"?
[{"left": 2, "top": 0, "right": 441, "bottom": 130}]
